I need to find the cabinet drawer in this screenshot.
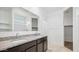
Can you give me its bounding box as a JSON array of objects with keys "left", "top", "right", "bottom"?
[
  {"left": 24, "top": 40, "right": 36, "bottom": 49},
  {"left": 7, "top": 46, "right": 24, "bottom": 52},
  {"left": 37, "top": 38, "right": 44, "bottom": 43},
  {"left": 7, "top": 40, "right": 36, "bottom": 52},
  {"left": 25, "top": 46, "right": 36, "bottom": 52}
]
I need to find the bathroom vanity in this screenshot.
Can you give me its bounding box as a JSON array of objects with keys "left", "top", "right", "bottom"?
[{"left": 0, "top": 34, "right": 47, "bottom": 52}]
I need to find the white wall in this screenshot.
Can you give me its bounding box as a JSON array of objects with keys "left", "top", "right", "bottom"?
[
  {"left": 64, "top": 8, "right": 73, "bottom": 26},
  {"left": 47, "top": 9, "right": 64, "bottom": 48},
  {"left": 73, "top": 7, "right": 79, "bottom": 51},
  {"left": 23, "top": 7, "right": 40, "bottom": 16}
]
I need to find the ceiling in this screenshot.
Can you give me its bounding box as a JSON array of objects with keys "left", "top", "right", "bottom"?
[
  {"left": 39, "top": 7, "right": 66, "bottom": 20},
  {"left": 40, "top": 7, "right": 65, "bottom": 14}
]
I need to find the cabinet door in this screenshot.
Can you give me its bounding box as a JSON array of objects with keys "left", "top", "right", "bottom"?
[
  {"left": 25, "top": 46, "right": 36, "bottom": 52},
  {"left": 37, "top": 43, "right": 43, "bottom": 52},
  {"left": 43, "top": 36, "right": 47, "bottom": 52},
  {"left": 7, "top": 45, "right": 25, "bottom": 52},
  {"left": 44, "top": 41, "right": 47, "bottom": 52}
]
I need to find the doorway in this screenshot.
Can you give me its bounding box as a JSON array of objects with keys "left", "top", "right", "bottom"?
[{"left": 64, "top": 7, "right": 73, "bottom": 51}]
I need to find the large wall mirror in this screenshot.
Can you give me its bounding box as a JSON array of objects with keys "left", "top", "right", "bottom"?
[
  {"left": 0, "top": 7, "right": 38, "bottom": 32},
  {"left": 0, "top": 7, "right": 12, "bottom": 32}
]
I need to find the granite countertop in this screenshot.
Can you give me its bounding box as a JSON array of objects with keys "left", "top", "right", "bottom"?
[{"left": 0, "top": 34, "right": 47, "bottom": 51}]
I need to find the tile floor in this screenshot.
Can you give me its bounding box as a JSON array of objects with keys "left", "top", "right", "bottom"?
[{"left": 47, "top": 45, "right": 72, "bottom": 52}]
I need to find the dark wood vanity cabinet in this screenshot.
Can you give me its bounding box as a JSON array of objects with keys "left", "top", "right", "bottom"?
[{"left": 1, "top": 36, "right": 47, "bottom": 52}]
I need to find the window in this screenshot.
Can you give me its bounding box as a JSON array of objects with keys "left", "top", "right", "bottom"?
[{"left": 32, "top": 18, "right": 38, "bottom": 31}]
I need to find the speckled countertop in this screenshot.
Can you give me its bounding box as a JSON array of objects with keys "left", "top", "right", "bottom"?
[{"left": 0, "top": 34, "right": 47, "bottom": 51}]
